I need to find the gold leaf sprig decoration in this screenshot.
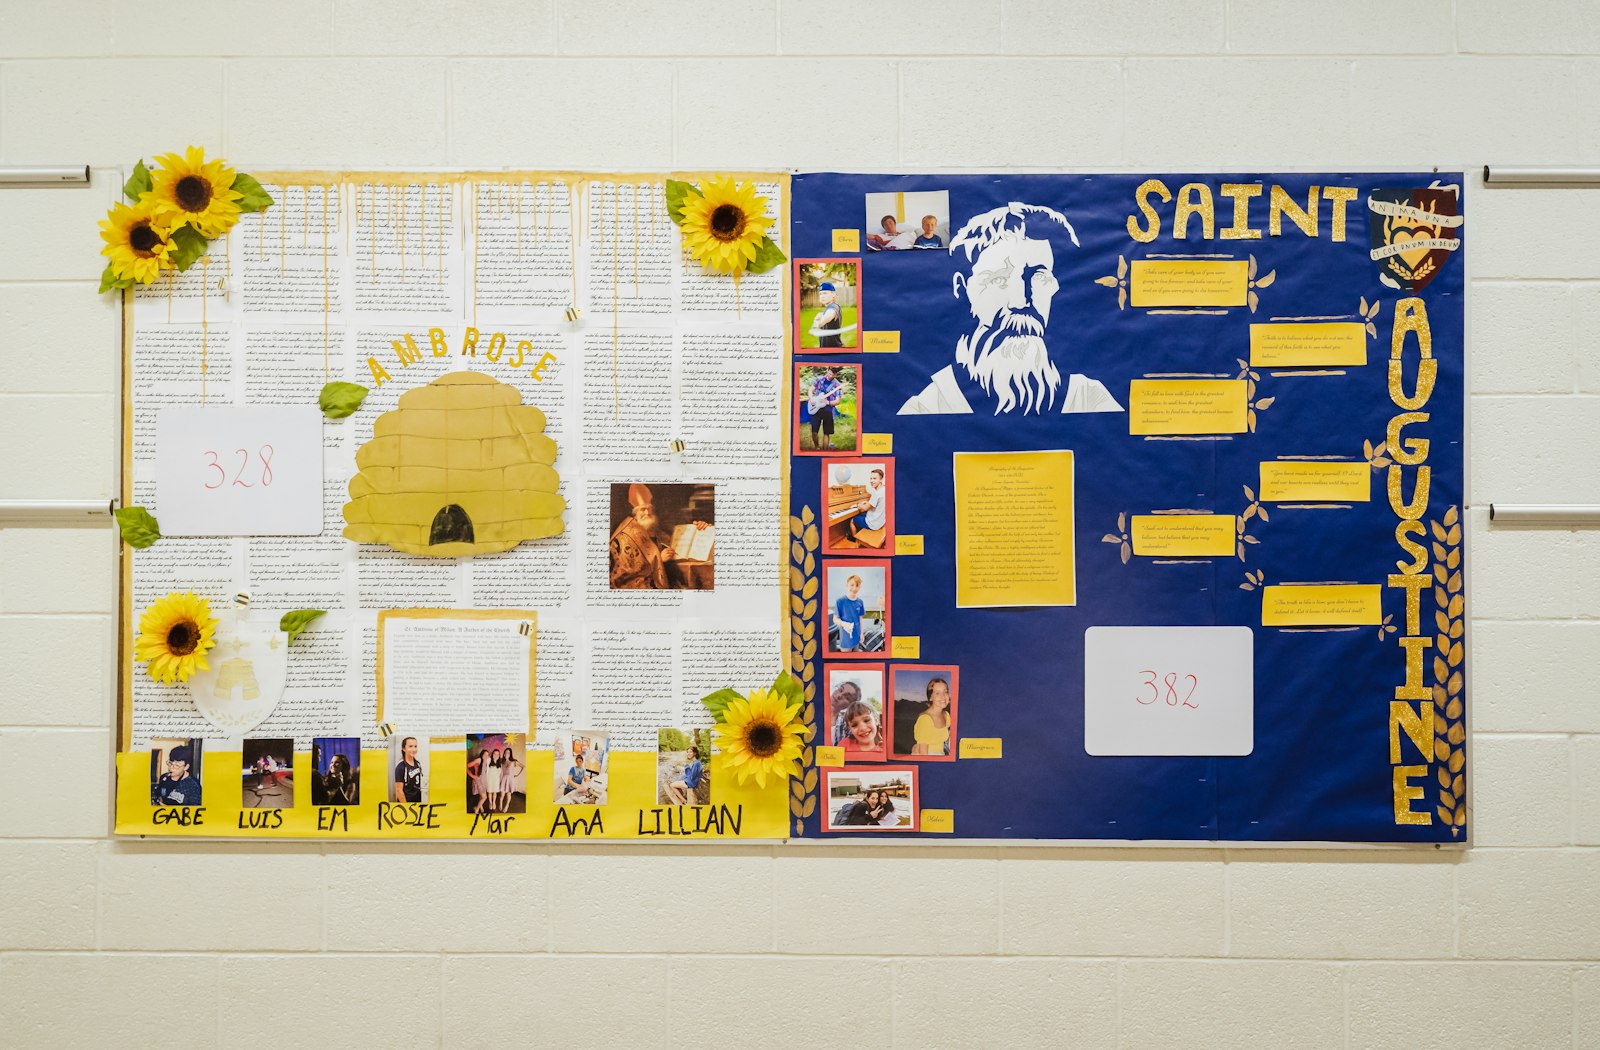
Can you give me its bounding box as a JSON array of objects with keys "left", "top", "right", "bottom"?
[
  {"left": 1237, "top": 485, "right": 1266, "bottom": 562},
  {"left": 1233, "top": 359, "right": 1275, "bottom": 433},
  {"left": 1093, "top": 255, "right": 1129, "bottom": 310},
  {"left": 1358, "top": 296, "right": 1383, "bottom": 338},
  {"left": 1428, "top": 504, "right": 1467, "bottom": 835},
  {"left": 787, "top": 504, "right": 821, "bottom": 833},
  {"left": 1100, "top": 511, "right": 1131, "bottom": 565},
  {"left": 1246, "top": 254, "right": 1276, "bottom": 313}
]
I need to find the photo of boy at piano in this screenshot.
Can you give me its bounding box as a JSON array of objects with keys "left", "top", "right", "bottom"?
[
  {"left": 822, "top": 459, "right": 893, "bottom": 555},
  {"left": 608, "top": 482, "right": 716, "bottom": 590}
]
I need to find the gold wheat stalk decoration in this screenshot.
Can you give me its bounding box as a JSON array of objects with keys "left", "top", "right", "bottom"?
[
  {"left": 1428, "top": 505, "right": 1466, "bottom": 835},
  {"left": 788, "top": 504, "right": 821, "bottom": 834}
]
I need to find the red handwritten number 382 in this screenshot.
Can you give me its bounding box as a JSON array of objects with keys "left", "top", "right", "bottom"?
[
  {"left": 1136, "top": 671, "right": 1199, "bottom": 709},
  {"left": 203, "top": 445, "right": 275, "bottom": 489}
]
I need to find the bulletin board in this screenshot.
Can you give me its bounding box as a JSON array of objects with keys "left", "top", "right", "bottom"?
[
  {"left": 115, "top": 169, "right": 795, "bottom": 840},
  {"left": 785, "top": 172, "right": 1467, "bottom": 843}
]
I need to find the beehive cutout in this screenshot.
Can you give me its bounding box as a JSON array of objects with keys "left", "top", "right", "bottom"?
[{"left": 343, "top": 371, "right": 566, "bottom": 556}]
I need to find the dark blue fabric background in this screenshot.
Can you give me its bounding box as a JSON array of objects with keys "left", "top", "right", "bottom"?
[{"left": 789, "top": 172, "right": 1465, "bottom": 842}]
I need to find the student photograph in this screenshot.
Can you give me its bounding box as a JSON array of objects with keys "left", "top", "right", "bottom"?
[
  {"left": 466, "top": 733, "right": 527, "bottom": 815},
  {"left": 311, "top": 737, "right": 361, "bottom": 807},
  {"left": 657, "top": 727, "right": 711, "bottom": 806},
  {"left": 554, "top": 731, "right": 609, "bottom": 805},
  {"left": 825, "top": 665, "right": 885, "bottom": 757},
  {"left": 863, "top": 190, "right": 950, "bottom": 252},
  {"left": 242, "top": 737, "right": 294, "bottom": 808},
  {"left": 793, "top": 258, "right": 861, "bottom": 350},
  {"left": 823, "top": 560, "right": 890, "bottom": 658},
  {"left": 890, "top": 666, "right": 960, "bottom": 761},
  {"left": 793, "top": 362, "right": 861, "bottom": 456},
  {"left": 389, "top": 733, "right": 429, "bottom": 804},
  {"left": 151, "top": 737, "right": 203, "bottom": 807},
  {"left": 821, "top": 458, "right": 893, "bottom": 555},
  {"left": 822, "top": 767, "right": 918, "bottom": 832}
]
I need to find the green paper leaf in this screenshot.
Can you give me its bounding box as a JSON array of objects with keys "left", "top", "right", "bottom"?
[
  {"left": 168, "top": 225, "right": 209, "bottom": 271},
  {"left": 114, "top": 506, "right": 161, "bottom": 548},
  {"left": 664, "top": 179, "right": 701, "bottom": 225},
  {"left": 746, "top": 235, "right": 787, "bottom": 275},
  {"left": 99, "top": 262, "right": 134, "bottom": 294},
  {"left": 770, "top": 671, "right": 804, "bottom": 709},
  {"left": 123, "top": 160, "right": 152, "bottom": 201},
  {"left": 279, "top": 609, "right": 326, "bottom": 645},
  {"left": 232, "top": 172, "right": 273, "bottom": 214},
  {"left": 318, "top": 381, "right": 369, "bottom": 419},
  {"left": 700, "top": 687, "right": 745, "bottom": 724}
]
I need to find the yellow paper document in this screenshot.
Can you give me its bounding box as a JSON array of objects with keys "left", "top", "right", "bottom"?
[
  {"left": 954, "top": 450, "right": 1075, "bottom": 608},
  {"left": 1131, "top": 514, "right": 1237, "bottom": 557},
  {"left": 1129, "top": 259, "right": 1249, "bottom": 307},
  {"left": 1259, "top": 461, "right": 1371, "bottom": 502},
  {"left": 1261, "top": 584, "right": 1382, "bottom": 626},
  {"left": 1250, "top": 322, "right": 1367, "bottom": 367},
  {"left": 1129, "top": 380, "right": 1249, "bottom": 435}
]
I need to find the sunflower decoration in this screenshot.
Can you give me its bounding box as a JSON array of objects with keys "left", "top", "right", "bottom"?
[
  {"left": 135, "top": 591, "right": 219, "bottom": 685},
  {"left": 98, "top": 147, "right": 273, "bottom": 294},
  {"left": 703, "top": 673, "right": 809, "bottom": 788},
  {"left": 99, "top": 198, "right": 174, "bottom": 286},
  {"left": 666, "top": 176, "right": 786, "bottom": 277},
  {"left": 147, "top": 146, "right": 245, "bottom": 238}
]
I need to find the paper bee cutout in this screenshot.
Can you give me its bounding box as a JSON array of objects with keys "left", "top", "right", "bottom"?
[{"left": 343, "top": 371, "right": 566, "bottom": 557}]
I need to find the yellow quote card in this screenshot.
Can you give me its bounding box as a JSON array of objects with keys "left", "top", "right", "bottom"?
[
  {"left": 1259, "top": 461, "right": 1371, "bottom": 502},
  {"left": 1261, "top": 584, "right": 1383, "bottom": 626},
  {"left": 1129, "top": 260, "right": 1249, "bottom": 307},
  {"left": 1131, "top": 514, "right": 1237, "bottom": 557},
  {"left": 1250, "top": 322, "right": 1368, "bottom": 367},
  {"left": 954, "top": 450, "right": 1076, "bottom": 608},
  {"left": 1129, "top": 380, "right": 1248, "bottom": 435}
]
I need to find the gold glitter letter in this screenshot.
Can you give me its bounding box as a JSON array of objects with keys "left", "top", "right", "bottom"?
[
  {"left": 1269, "top": 185, "right": 1319, "bottom": 237},
  {"left": 1126, "top": 179, "right": 1171, "bottom": 243},
  {"left": 1395, "top": 520, "right": 1428, "bottom": 575},
  {"left": 1396, "top": 636, "right": 1433, "bottom": 700},
  {"left": 1322, "top": 186, "right": 1359, "bottom": 241},
  {"left": 429, "top": 327, "right": 450, "bottom": 357},
  {"left": 1219, "top": 183, "right": 1263, "bottom": 240},
  {"left": 366, "top": 356, "right": 392, "bottom": 388},
  {"left": 1393, "top": 765, "right": 1431, "bottom": 825},
  {"left": 1173, "top": 183, "right": 1215, "bottom": 240},
  {"left": 1390, "top": 700, "right": 1435, "bottom": 762},
  {"left": 1388, "top": 572, "right": 1429, "bottom": 635},
  {"left": 1388, "top": 465, "right": 1431, "bottom": 520},
  {"left": 391, "top": 333, "right": 423, "bottom": 368},
  {"left": 1387, "top": 411, "right": 1432, "bottom": 465}
]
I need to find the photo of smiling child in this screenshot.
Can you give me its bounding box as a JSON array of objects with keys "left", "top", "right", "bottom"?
[
  {"left": 823, "top": 561, "right": 890, "bottom": 658},
  {"left": 826, "top": 665, "right": 886, "bottom": 762}
]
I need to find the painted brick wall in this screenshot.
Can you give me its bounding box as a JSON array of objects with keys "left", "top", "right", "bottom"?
[{"left": 1, "top": 2, "right": 1596, "bottom": 1046}]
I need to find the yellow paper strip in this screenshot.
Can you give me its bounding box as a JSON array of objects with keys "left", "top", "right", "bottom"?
[
  {"left": 894, "top": 534, "right": 924, "bottom": 555},
  {"left": 862, "top": 331, "right": 900, "bottom": 353},
  {"left": 1260, "top": 461, "right": 1371, "bottom": 502},
  {"left": 959, "top": 738, "right": 1003, "bottom": 759},
  {"left": 832, "top": 228, "right": 861, "bottom": 252},
  {"left": 1131, "top": 514, "right": 1237, "bottom": 557},
  {"left": 891, "top": 635, "right": 921, "bottom": 658},
  {"left": 1250, "top": 322, "right": 1367, "bottom": 367},
  {"left": 814, "top": 745, "right": 845, "bottom": 768},
  {"left": 861, "top": 433, "right": 893, "bottom": 454},
  {"left": 1128, "top": 380, "right": 1248, "bottom": 435},
  {"left": 1261, "top": 584, "right": 1383, "bottom": 626},
  {"left": 954, "top": 450, "right": 1076, "bottom": 608},
  {"left": 921, "top": 808, "right": 955, "bottom": 833},
  {"left": 1129, "top": 259, "right": 1249, "bottom": 307}
]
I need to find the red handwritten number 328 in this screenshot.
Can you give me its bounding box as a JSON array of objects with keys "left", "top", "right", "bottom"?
[
  {"left": 1136, "top": 671, "right": 1199, "bottom": 709},
  {"left": 203, "top": 445, "right": 275, "bottom": 489}
]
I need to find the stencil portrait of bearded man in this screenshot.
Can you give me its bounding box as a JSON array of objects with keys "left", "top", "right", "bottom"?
[{"left": 898, "top": 201, "right": 1123, "bottom": 416}]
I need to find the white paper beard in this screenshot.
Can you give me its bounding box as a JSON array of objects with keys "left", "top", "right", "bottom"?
[{"left": 961, "top": 330, "right": 1060, "bottom": 414}]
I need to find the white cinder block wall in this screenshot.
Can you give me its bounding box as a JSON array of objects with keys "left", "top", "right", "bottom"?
[{"left": 2, "top": 3, "right": 1597, "bottom": 1047}]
